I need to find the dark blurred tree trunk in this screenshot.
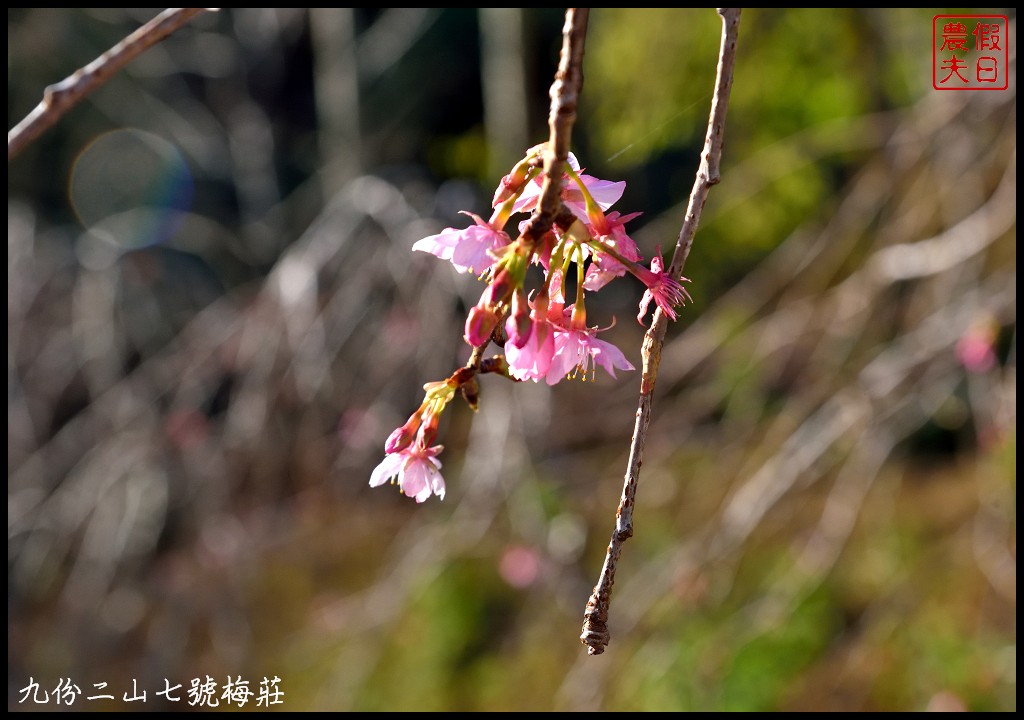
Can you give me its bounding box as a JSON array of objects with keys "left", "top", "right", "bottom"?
[
  {"left": 480, "top": 8, "right": 529, "bottom": 179},
  {"left": 311, "top": 7, "right": 362, "bottom": 198}
]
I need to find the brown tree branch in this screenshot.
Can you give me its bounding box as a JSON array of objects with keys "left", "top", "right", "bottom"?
[
  {"left": 580, "top": 7, "right": 741, "bottom": 656},
  {"left": 8, "top": 8, "right": 216, "bottom": 161},
  {"left": 523, "top": 7, "right": 589, "bottom": 242}
]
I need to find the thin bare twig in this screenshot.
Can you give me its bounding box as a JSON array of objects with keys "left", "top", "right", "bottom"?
[
  {"left": 580, "top": 7, "right": 741, "bottom": 656},
  {"left": 8, "top": 8, "right": 215, "bottom": 161}
]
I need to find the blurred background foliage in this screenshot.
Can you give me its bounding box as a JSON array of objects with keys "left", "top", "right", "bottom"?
[{"left": 8, "top": 8, "right": 1016, "bottom": 712}]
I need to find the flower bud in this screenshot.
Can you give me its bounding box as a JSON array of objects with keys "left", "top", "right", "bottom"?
[
  {"left": 385, "top": 414, "right": 421, "bottom": 454},
  {"left": 508, "top": 289, "right": 532, "bottom": 349},
  {"left": 492, "top": 172, "right": 521, "bottom": 207},
  {"left": 465, "top": 305, "right": 500, "bottom": 346},
  {"left": 491, "top": 146, "right": 544, "bottom": 206}
]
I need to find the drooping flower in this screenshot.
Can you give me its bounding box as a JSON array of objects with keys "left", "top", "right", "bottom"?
[
  {"left": 412, "top": 212, "right": 510, "bottom": 275},
  {"left": 369, "top": 443, "right": 446, "bottom": 503},
  {"left": 636, "top": 250, "right": 692, "bottom": 324},
  {"left": 508, "top": 153, "right": 625, "bottom": 221},
  {"left": 545, "top": 324, "right": 635, "bottom": 385}
]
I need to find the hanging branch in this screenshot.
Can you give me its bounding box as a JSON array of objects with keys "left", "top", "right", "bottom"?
[
  {"left": 461, "top": 7, "right": 589, "bottom": 378},
  {"left": 367, "top": 9, "right": 593, "bottom": 506},
  {"left": 581, "top": 7, "right": 741, "bottom": 656},
  {"left": 8, "top": 8, "right": 216, "bottom": 161}
]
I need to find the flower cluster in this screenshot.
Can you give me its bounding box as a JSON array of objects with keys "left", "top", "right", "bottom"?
[
  {"left": 371, "top": 147, "right": 691, "bottom": 502},
  {"left": 369, "top": 381, "right": 452, "bottom": 503}
]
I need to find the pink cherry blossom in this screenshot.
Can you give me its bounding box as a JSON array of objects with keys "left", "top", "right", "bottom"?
[
  {"left": 636, "top": 250, "right": 692, "bottom": 324},
  {"left": 412, "top": 212, "right": 509, "bottom": 275},
  {"left": 509, "top": 153, "right": 625, "bottom": 221},
  {"left": 369, "top": 443, "right": 446, "bottom": 503},
  {"left": 546, "top": 326, "right": 634, "bottom": 385}
]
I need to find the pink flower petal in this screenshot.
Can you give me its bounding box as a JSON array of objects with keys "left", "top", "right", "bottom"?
[
  {"left": 506, "top": 319, "right": 555, "bottom": 382},
  {"left": 369, "top": 453, "right": 405, "bottom": 487},
  {"left": 413, "top": 223, "right": 508, "bottom": 275},
  {"left": 412, "top": 228, "right": 460, "bottom": 262},
  {"left": 576, "top": 176, "right": 626, "bottom": 210},
  {"left": 590, "top": 337, "right": 634, "bottom": 378},
  {"left": 546, "top": 330, "right": 583, "bottom": 384}
]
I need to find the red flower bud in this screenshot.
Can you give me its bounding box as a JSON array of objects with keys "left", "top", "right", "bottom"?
[
  {"left": 509, "top": 289, "right": 532, "bottom": 349},
  {"left": 465, "top": 305, "right": 500, "bottom": 346},
  {"left": 385, "top": 414, "right": 421, "bottom": 454}
]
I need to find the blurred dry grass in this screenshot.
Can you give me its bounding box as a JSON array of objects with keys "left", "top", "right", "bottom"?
[{"left": 8, "top": 8, "right": 1016, "bottom": 711}]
